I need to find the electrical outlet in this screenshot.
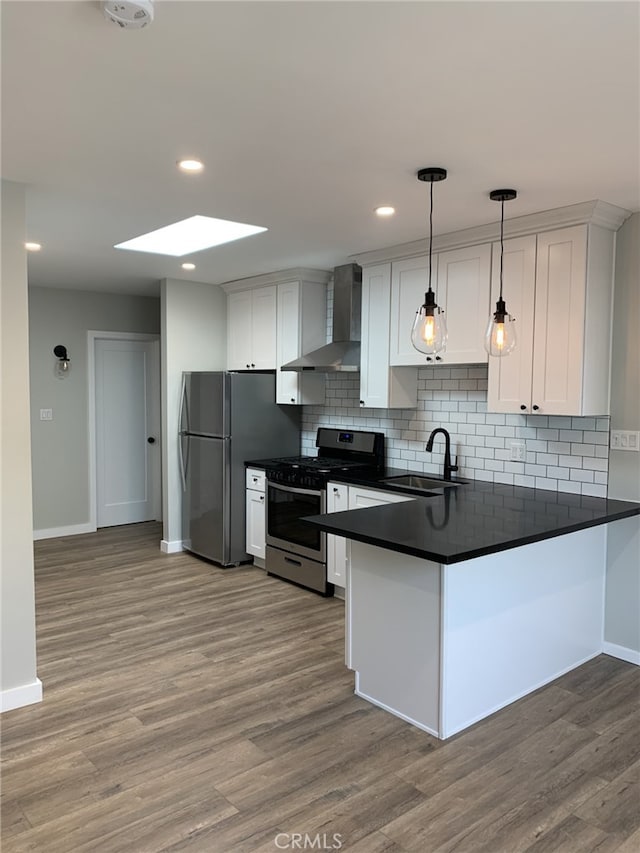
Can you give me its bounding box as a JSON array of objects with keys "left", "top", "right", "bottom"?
[
  {"left": 509, "top": 439, "right": 526, "bottom": 462},
  {"left": 611, "top": 430, "right": 640, "bottom": 451},
  {"left": 40, "top": 408, "right": 53, "bottom": 421}
]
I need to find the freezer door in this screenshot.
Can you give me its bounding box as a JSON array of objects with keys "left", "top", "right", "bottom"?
[
  {"left": 182, "top": 434, "right": 231, "bottom": 564},
  {"left": 183, "top": 372, "right": 229, "bottom": 437}
]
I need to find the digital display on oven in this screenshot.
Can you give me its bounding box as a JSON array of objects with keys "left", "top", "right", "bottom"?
[{"left": 338, "top": 432, "right": 354, "bottom": 443}]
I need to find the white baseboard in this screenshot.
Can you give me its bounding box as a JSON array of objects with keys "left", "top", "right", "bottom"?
[
  {"left": 1, "top": 678, "right": 43, "bottom": 713},
  {"left": 161, "top": 539, "right": 183, "bottom": 554},
  {"left": 603, "top": 641, "right": 640, "bottom": 666},
  {"left": 33, "top": 522, "right": 95, "bottom": 541}
]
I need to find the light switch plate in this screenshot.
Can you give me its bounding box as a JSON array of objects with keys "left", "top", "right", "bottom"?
[
  {"left": 610, "top": 430, "right": 640, "bottom": 451},
  {"left": 40, "top": 408, "right": 53, "bottom": 421},
  {"left": 509, "top": 439, "right": 526, "bottom": 462}
]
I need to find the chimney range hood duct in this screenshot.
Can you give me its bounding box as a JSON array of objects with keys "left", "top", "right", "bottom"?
[{"left": 281, "top": 263, "right": 362, "bottom": 372}]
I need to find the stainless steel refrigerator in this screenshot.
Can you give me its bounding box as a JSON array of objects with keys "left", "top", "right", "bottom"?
[{"left": 179, "top": 372, "right": 300, "bottom": 566}]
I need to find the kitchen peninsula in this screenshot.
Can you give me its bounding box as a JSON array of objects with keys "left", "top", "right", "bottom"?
[{"left": 304, "top": 481, "right": 640, "bottom": 739}]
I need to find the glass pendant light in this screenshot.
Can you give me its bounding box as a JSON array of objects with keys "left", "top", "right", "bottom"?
[
  {"left": 485, "top": 189, "right": 517, "bottom": 357},
  {"left": 411, "top": 167, "right": 448, "bottom": 356}
]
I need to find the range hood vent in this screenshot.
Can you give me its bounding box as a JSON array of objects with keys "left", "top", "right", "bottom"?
[{"left": 281, "top": 263, "right": 362, "bottom": 372}]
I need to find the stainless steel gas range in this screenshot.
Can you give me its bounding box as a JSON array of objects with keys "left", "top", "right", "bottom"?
[{"left": 261, "top": 428, "right": 385, "bottom": 596}]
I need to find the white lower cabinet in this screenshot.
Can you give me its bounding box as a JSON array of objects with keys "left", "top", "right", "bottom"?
[
  {"left": 343, "top": 485, "right": 414, "bottom": 669},
  {"left": 245, "top": 468, "right": 266, "bottom": 565},
  {"left": 347, "top": 485, "right": 414, "bottom": 510},
  {"left": 326, "top": 483, "right": 349, "bottom": 588}
]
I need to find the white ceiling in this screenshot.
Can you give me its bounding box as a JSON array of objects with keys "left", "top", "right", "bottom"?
[{"left": 2, "top": 0, "right": 639, "bottom": 297}]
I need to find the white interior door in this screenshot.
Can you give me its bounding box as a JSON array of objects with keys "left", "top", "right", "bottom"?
[{"left": 95, "top": 338, "right": 160, "bottom": 527}]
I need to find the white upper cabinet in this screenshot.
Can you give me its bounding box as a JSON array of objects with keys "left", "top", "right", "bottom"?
[
  {"left": 227, "top": 285, "right": 277, "bottom": 370},
  {"left": 360, "top": 263, "right": 417, "bottom": 409},
  {"left": 389, "top": 244, "right": 491, "bottom": 366},
  {"left": 486, "top": 235, "right": 538, "bottom": 413},
  {"left": 276, "top": 278, "right": 327, "bottom": 405},
  {"left": 488, "top": 225, "right": 616, "bottom": 416},
  {"left": 436, "top": 244, "right": 492, "bottom": 364}
]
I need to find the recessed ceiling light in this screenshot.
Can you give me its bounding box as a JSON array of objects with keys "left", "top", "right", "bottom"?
[
  {"left": 375, "top": 206, "right": 395, "bottom": 217},
  {"left": 25, "top": 242, "right": 42, "bottom": 251},
  {"left": 177, "top": 159, "right": 204, "bottom": 173},
  {"left": 181, "top": 262, "right": 196, "bottom": 271},
  {"left": 114, "top": 215, "right": 267, "bottom": 256}
]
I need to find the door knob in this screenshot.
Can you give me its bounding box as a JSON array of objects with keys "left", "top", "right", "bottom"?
[{"left": 147, "top": 437, "right": 156, "bottom": 444}]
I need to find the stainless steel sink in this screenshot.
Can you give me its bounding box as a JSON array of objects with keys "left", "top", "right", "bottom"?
[{"left": 380, "top": 474, "right": 467, "bottom": 491}]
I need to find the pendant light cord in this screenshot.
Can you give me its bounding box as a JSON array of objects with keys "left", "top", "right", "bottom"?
[
  {"left": 428, "top": 179, "right": 434, "bottom": 293},
  {"left": 499, "top": 198, "right": 504, "bottom": 302}
]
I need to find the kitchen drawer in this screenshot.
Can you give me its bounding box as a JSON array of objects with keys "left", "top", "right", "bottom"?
[{"left": 246, "top": 468, "right": 265, "bottom": 492}]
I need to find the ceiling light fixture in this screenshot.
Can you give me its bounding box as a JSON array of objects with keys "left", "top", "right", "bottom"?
[
  {"left": 410, "top": 167, "right": 448, "bottom": 357},
  {"left": 181, "top": 263, "right": 196, "bottom": 271},
  {"left": 25, "top": 242, "right": 42, "bottom": 252},
  {"left": 114, "top": 215, "right": 267, "bottom": 256},
  {"left": 103, "top": 1, "right": 154, "bottom": 29},
  {"left": 177, "top": 159, "right": 204, "bottom": 173},
  {"left": 485, "top": 189, "right": 517, "bottom": 357},
  {"left": 375, "top": 205, "right": 395, "bottom": 217}
]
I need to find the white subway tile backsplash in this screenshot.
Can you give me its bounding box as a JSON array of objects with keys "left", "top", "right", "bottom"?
[{"left": 301, "top": 365, "right": 611, "bottom": 497}]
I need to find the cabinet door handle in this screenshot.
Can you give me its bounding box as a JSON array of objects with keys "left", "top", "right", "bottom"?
[
  {"left": 259, "top": 495, "right": 264, "bottom": 502},
  {"left": 520, "top": 405, "right": 527, "bottom": 411},
  {"left": 532, "top": 405, "right": 540, "bottom": 411},
  {"left": 435, "top": 356, "right": 442, "bottom": 362},
  {"left": 359, "top": 400, "right": 365, "bottom": 406},
  {"left": 333, "top": 487, "right": 339, "bottom": 493},
  {"left": 246, "top": 363, "right": 250, "bottom": 369},
  {"left": 251, "top": 363, "right": 255, "bottom": 368},
  {"left": 290, "top": 397, "right": 295, "bottom": 403}
]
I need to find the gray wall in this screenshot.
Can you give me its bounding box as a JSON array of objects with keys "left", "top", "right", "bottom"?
[
  {"left": 605, "top": 212, "right": 640, "bottom": 656},
  {"left": 28, "top": 287, "right": 160, "bottom": 532},
  {"left": 1, "top": 180, "right": 39, "bottom": 707},
  {"left": 161, "top": 278, "right": 227, "bottom": 546}
]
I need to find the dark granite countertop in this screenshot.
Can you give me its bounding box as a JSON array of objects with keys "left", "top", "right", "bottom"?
[
  {"left": 303, "top": 477, "right": 640, "bottom": 565},
  {"left": 245, "top": 457, "right": 639, "bottom": 564}
]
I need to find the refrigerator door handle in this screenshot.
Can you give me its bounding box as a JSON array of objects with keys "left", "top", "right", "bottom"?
[
  {"left": 179, "top": 374, "right": 189, "bottom": 434},
  {"left": 179, "top": 433, "right": 188, "bottom": 492}
]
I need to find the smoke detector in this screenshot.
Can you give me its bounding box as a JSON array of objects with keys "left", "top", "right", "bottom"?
[{"left": 103, "top": 1, "right": 154, "bottom": 29}]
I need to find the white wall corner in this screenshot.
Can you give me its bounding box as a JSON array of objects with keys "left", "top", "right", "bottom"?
[{"left": 1, "top": 678, "right": 43, "bottom": 713}]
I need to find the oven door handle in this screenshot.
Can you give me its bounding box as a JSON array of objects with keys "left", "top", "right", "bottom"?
[{"left": 267, "top": 482, "right": 324, "bottom": 499}]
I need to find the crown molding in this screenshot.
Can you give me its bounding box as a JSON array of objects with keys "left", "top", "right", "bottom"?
[
  {"left": 221, "top": 267, "right": 331, "bottom": 294},
  {"left": 351, "top": 200, "right": 632, "bottom": 266}
]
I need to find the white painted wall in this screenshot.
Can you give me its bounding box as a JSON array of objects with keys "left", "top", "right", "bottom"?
[
  {"left": 605, "top": 213, "right": 640, "bottom": 661},
  {"left": 1, "top": 180, "right": 41, "bottom": 711},
  {"left": 161, "top": 279, "right": 227, "bottom": 548},
  {"left": 28, "top": 287, "right": 160, "bottom": 534}
]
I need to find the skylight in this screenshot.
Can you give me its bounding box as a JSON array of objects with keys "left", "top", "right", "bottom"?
[{"left": 114, "top": 215, "right": 267, "bottom": 256}]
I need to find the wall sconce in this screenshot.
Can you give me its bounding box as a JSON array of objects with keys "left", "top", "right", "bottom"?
[{"left": 53, "top": 345, "right": 71, "bottom": 379}]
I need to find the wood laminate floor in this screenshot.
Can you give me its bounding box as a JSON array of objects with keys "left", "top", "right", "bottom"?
[{"left": 1, "top": 522, "right": 639, "bottom": 853}]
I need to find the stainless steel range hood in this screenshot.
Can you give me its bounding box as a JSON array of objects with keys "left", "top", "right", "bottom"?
[{"left": 281, "top": 263, "right": 362, "bottom": 372}]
